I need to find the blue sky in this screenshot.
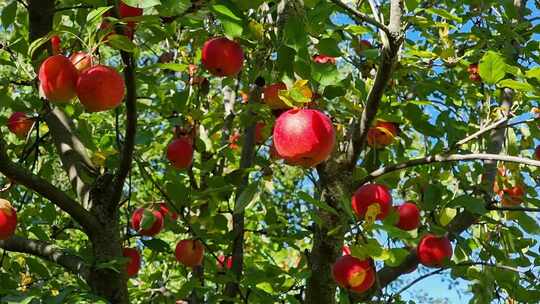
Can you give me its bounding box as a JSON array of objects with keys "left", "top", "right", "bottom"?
[{"left": 330, "top": 2, "right": 540, "bottom": 303}]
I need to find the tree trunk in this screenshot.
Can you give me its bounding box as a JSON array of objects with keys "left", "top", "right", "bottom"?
[
  {"left": 88, "top": 174, "right": 129, "bottom": 303},
  {"left": 305, "top": 163, "right": 349, "bottom": 304}
]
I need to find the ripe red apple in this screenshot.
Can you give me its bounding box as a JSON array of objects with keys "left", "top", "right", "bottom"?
[
  {"left": 175, "top": 239, "right": 204, "bottom": 268},
  {"left": 417, "top": 234, "right": 453, "bottom": 267},
  {"left": 351, "top": 183, "right": 392, "bottom": 221},
  {"left": 69, "top": 51, "right": 93, "bottom": 73},
  {"left": 273, "top": 109, "right": 335, "bottom": 168},
  {"left": 38, "top": 55, "right": 79, "bottom": 103},
  {"left": 535, "top": 145, "right": 540, "bottom": 161},
  {"left": 201, "top": 37, "right": 244, "bottom": 77},
  {"left": 0, "top": 199, "right": 17, "bottom": 240},
  {"left": 76, "top": 65, "right": 125, "bottom": 112},
  {"left": 7, "top": 112, "right": 34, "bottom": 138},
  {"left": 119, "top": 1, "right": 143, "bottom": 18},
  {"left": 158, "top": 202, "right": 178, "bottom": 220},
  {"left": 367, "top": 120, "right": 398, "bottom": 148},
  {"left": 342, "top": 245, "right": 351, "bottom": 256},
  {"left": 501, "top": 185, "right": 525, "bottom": 206},
  {"left": 263, "top": 82, "right": 289, "bottom": 109},
  {"left": 395, "top": 202, "right": 421, "bottom": 231},
  {"left": 51, "top": 35, "right": 61, "bottom": 55},
  {"left": 217, "top": 255, "right": 233, "bottom": 270},
  {"left": 122, "top": 247, "right": 141, "bottom": 277},
  {"left": 130, "top": 208, "right": 164, "bottom": 236},
  {"left": 332, "top": 255, "right": 375, "bottom": 293},
  {"left": 167, "top": 136, "right": 194, "bottom": 170},
  {"left": 313, "top": 54, "right": 336, "bottom": 64}
]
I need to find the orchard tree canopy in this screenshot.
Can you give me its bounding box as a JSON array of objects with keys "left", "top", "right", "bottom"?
[{"left": 1, "top": 0, "right": 540, "bottom": 303}]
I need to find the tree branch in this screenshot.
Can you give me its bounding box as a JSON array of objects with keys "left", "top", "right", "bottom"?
[
  {"left": 0, "top": 138, "right": 100, "bottom": 236},
  {"left": 109, "top": 1, "right": 137, "bottom": 207},
  {"left": 0, "top": 236, "right": 90, "bottom": 280},
  {"left": 449, "top": 116, "right": 509, "bottom": 150},
  {"left": 487, "top": 205, "right": 540, "bottom": 212},
  {"left": 348, "top": 0, "right": 403, "bottom": 168},
  {"left": 43, "top": 107, "right": 97, "bottom": 209},
  {"left": 329, "top": 0, "right": 391, "bottom": 36},
  {"left": 224, "top": 83, "right": 264, "bottom": 301}
]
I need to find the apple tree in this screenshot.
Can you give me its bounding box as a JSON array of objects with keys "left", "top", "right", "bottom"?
[{"left": 0, "top": 0, "right": 540, "bottom": 303}]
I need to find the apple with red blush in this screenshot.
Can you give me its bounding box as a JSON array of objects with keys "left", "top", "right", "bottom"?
[
  {"left": 201, "top": 37, "right": 244, "bottom": 77},
  {"left": 272, "top": 109, "right": 335, "bottom": 168},
  {"left": 367, "top": 120, "right": 399, "bottom": 149},
  {"left": 130, "top": 207, "right": 164, "bottom": 236},
  {"left": 313, "top": 54, "right": 336, "bottom": 64},
  {"left": 175, "top": 239, "right": 204, "bottom": 268},
  {"left": 216, "top": 255, "right": 233, "bottom": 271},
  {"left": 351, "top": 183, "right": 392, "bottom": 221},
  {"left": 0, "top": 199, "right": 17, "bottom": 240},
  {"left": 417, "top": 234, "right": 453, "bottom": 267},
  {"left": 395, "top": 202, "right": 420, "bottom": 231},
  {"left": 158, "top": 202, "right": 178, "bottom": 220},
  {"left": 332, "top": 255, "right": 375, "bottom": 293},
  {"left": 122, "top": 247, "right": 141, "bottom": 277},
  {"left": 38, "top": 55, "right": 79, "bottom": 103},
  {"left": 69, "top": 52, "right": 93, "bottom": 73},
  {"left": 51, "top": 35, "right": 61, "bottom": 55},
  {"left": 7, "top": 112, "right": 34, "bottom": 138},
  {"left": 263, "top": 82, "right": 289, "bottom": 109},
  {"left": 76, "top": 65, "right": 125, "bottom": 112},
  {"left": 167, "top": 136, "right": 194, "bottom": 170}
]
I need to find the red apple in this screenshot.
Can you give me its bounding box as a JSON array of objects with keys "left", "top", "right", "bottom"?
[
  {"left": 501, "top": 185, "right": 525, "bottom": 206},
  {"left": 417, "top": 234, "right": 453, "bottom": 267},
  {"left": 273, "top": 109, "right": 335, "bottom": 168},
  {"left": 7, "top": 112, "right": 34, "bottom": 138},
  {"left": 354, "top": 39, "right": 372, "bottom": 54},
  {"left": 51, "top": 35, "right": 61, "bottom": 55},
  {"left": 158, "top": 202, "right": 178, "bottom": 220},
  {"left": 263, "top": 82, "right": 289, "bottom": 109},
  {"left": 130, "top": 208, "right": 164, "bottom": 236},
  {"left": 201, "top": 37, "right": 244, "bottom": 77},
  {"left": 122, "top": 247, "right": 141, "bottom": 277},
  {"left": 0, "top": 199, "right": 17, "bottom": 240},
  {"left": 217, "top": 255, "right": 233, "bottom": 270},
  {"left": 351, "top": 183, "right": 392, "bottom": 221},
  {"left": 467, "top": 63, "right": 481, "bottom": 82},
  {"left": 167, "top": 136, "right": 194, "bottom": 170},
  {"left": 38, "top": 55, "right": 79, "bottom": 103},
  {"left": 332, "top": 255, "right": 375, "bottom": 293},
  {"left": 76, "top": 65, "right": 125, "bottom": 112},
  {"left": 535, "top": 145, "right": 540, "bottom": 161},
  {"left": 69, "top": 51, "right": 93, "bottom": 73},
  {"left": 119, "top": 1, "right": 143, "bottom": 18},
  {"left": 367, "top": 120, "right": 398, "bottom": 148},
  {"left": 175, "top": 239, "right": 204, "bottom": 268},
  {"left": 342, "top": 245, "right": 351, "bottom": 256},
  {"left": 395, "top": 202, "right": 421, "bottom": 231},
  {"left": 313, "top": 54, "right": 336, "bottom": 64}
]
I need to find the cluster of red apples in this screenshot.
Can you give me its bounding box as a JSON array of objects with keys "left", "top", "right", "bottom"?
[{"left": 332, "top": 183, "right": 453, "bottom": 294}]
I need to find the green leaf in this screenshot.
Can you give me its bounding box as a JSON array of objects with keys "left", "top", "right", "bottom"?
[
  {"left": 516, "top": 213, "right": 540, "bottom": 234},
  {"left": 425, "top": 8, "right": 462, "bottom": 23},
  {"left": 298, "top": 191, "right": 338, "bottom": 215},
  {"left": 211, "top": 1, "right": 244, "bottom": 38},
  {"left": 155, "top": 63, "right": 188, "bottom": 72},
  {"left": 28, "top": 35, "right": 53, "bottom": 58},
  {"left": 234, "top": 182, "right": 259, "bottom": 214},
  {"left": 525, "top": 67, "right": 540, "bottom": 82},
  {"left": 446, "top": 195, "right": 486, "bottom": 215},
  {"left": 142, "top": 238, "right": 171, "bottom": 253},
  {"left": 478, "top": 51, "right": 506, "bottom": 84},
  {"left": 498, "top": 79, "right": 534, "bottom": 92},
  {"left": 421, "top": 184, "right": 442, "bottom": 211},
  {"left": 106, "top": 34, "right": 137, "bottom": 53},
  {"left": 1, "top": 1, "right": 17, "bottom": 28},
  {"left": 87, "top": 6, "right": 113, "bottom": 23}
]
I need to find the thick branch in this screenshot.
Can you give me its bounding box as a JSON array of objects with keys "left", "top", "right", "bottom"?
[
  {"left": 109, "top": 2, "right": 137, "bottom": 207},
  {"left": 348, "top": 0, "right": 403, "bottom": 167},
  {"left": 44, "top": 107, "right": 97, "bottom": 208},
  {"left": 488, "top": 206, "right": 540, "bottom": 212},
  {"left": 357, "top": 153, "right": 540, "bottom": 186},
  {"left": 224, "top": 83, "right": 264, "bottom": 301},
  {"left": 0, "top": 138, "right": 100, "bottom": 236},
  {"left": 0, "top": 236, "right": 90, "bottom": 280},
  {"left": 329, "top": 0, "right": 391, "bottom": 36}
]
